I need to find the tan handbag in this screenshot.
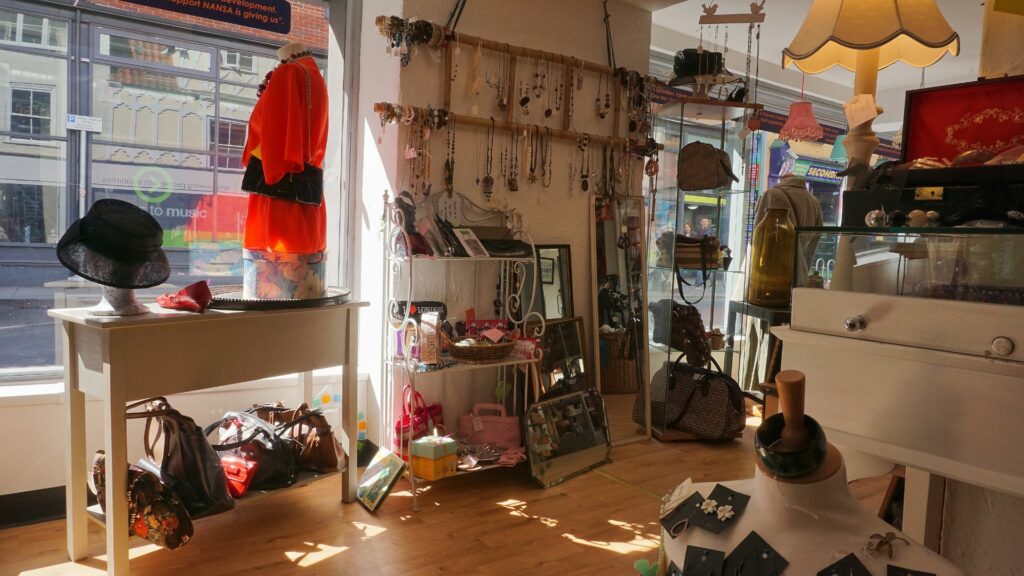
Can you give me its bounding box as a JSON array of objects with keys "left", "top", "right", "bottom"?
[{"left": 249, "top": 403, "right": 343, "bottom": 473}]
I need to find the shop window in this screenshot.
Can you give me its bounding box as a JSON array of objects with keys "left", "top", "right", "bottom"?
[
  {"left": 99, "top": 32, "right": 212, "bottom": 74},
  {"left": 9, "top": 87, "right": 52, "bottom": 136},
  {"left": 0, "top": 10, "right": 67, "bottom": 52},
  {"left": 222, "top": 51, "right": 256, "bottom": 73},
  {"left": 209, "top": 119, "right": 247, "bottom": 169}
]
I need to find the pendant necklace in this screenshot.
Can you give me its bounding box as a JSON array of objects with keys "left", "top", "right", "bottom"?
[
  {"left": 541, "top": 127, "right": 552, "bottom": 188},
  {"left": 509, "top": 127, "right": 520, "bottom": 192},
  {"left": 569, "top": 139, "right": 577, "bottom": 196},
  {"left": 528, "top": 126, "right": 539, "bottom": 185},
  {"left": 443, "top": 116, "right": 455, "bottom": 196},
  {"left": 519, "top": 79, "right": 530, "bottom": 118},
  {"left": 595, "top": 74, "right": 610, "bottom": 120},
  {"left": 553, "top": 67, "right": 563, "bottom": 114},
  {"left": 483, "top": 118, "right": 495, "bottom": 201},
  {"left": 474, "top": 123, "right": 482, "bottom": 187}
]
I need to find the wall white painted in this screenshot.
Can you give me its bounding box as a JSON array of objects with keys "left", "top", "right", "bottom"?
[
  {"left": 937, "top": 9, "right": 1024, "bottom": 572},
  {"left": 355, "top": 0, "right": 652, "bottom": 429}
]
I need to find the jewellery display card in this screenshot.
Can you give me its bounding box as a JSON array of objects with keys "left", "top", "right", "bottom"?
[
  {"left": 818, "top": 553, "right": 870, "bottom": 576},
  {"left": 660, "top": 492, "right": 706, "bottom": 538},
  {"left": 696, "top": 484, "right": 750, "bottom": 533},
  {"left": 887, "top": 566, "right": 936, "bottom": 576},
  {"left": 667, "top": 561, "right": 684, "bottom": 576},
  {"left": 722, "top": 531, "right": 788, "bottom": 576},
  {"left": 682, "top": 546, "right": 725, "bottom": 576}
]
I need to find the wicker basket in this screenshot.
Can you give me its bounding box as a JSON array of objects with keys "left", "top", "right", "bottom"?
[
  {"left": 446, "top": 335, "right": 515, "bottom": 364},
  {"left": 599, "top": 331, "right": 639, "bottom": 394}
]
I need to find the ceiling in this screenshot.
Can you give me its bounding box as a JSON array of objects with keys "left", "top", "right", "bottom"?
[{"left": 651, "top": 0, "right": 986, "bottom": 130}]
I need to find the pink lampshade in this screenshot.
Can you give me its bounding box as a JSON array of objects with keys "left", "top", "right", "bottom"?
[{"left": 779, "top": 101, "right": 824, "bottom": 142}]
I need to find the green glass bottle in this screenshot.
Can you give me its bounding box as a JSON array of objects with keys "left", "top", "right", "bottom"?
[{"left": 747, "top": 208, "right": 796, "bottom": 307}]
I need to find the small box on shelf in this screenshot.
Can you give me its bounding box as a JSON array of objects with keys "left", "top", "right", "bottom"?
[{"left": 410, "top": 435, "right": 458, "bottom": 480}]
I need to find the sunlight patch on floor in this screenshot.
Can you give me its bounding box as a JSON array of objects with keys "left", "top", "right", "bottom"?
[
  {"left": 352, "top": 521, "right": 387, "bottom": 539},
  {"left": 284, "top": 542, "right": 349, "bottom": 567},
  {"left": 497, "top": 499, "right": 559, "bottom": 527},
  {"left": 561, "top": 518, "right": 660, "bottom": 555}
]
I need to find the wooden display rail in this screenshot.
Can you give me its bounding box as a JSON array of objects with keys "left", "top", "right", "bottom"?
[{"left": 374, "top": 101, "right": 663, "bottom": 150}]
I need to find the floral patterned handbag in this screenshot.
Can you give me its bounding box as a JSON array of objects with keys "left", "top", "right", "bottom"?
[{"left": 88, "top": 451, "right": 194, "bottom": 551}]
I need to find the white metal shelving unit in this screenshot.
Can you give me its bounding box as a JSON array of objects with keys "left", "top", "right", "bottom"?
[{"left": 381, "top": 192, "right": 546, "bottom": 511}]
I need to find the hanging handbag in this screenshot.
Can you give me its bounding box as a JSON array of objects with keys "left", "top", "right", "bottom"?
[
  {"left": 205, "top": 411, "right": 300, "bottom": 490},
  {"left": 89, "top": 451, "right": 194, "bottom": 551},
  {"left": 248, "top": 402, "right": 343, "bottom": 473},
  {"left": 457, "top": 403, "right": 522, "bottom": 450},
  {"left": 677, "top": 142, "right": 739, "bottom": 191},
  {"left": 241, "top": 64, "right": 323, "bottom": 206},
  {"left": 648, "top": 299, "right": 711, "bottom": 368},
  {"left": 674, "top": 235, "right": 721, "bottom": 271},
  {"left": 125, "top": 397, "right": 234, "bottom": 518},
  {"left": 393, "top": 385, "right": 444, "bottom": 452},
  {"left": 633, "top": 355, "right": 745, "bottom": 440}
]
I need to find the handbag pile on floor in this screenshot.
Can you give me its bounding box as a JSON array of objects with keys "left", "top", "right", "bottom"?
[{"left": 87, "top": 397, "right": 343, "bottom": 550}]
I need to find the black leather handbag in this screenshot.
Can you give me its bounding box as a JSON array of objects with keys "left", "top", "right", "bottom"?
[
  {"left": 126, "top": 397, "right": 235, "bottom": 518},
  {"left": 633, "top": 355, "right": 745, "bottom": 440},
  {"left": 206, "top": 411, "right": 300, "bottom": 490}
]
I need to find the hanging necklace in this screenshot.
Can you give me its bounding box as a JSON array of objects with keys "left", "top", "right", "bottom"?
[
  {"left": 541, "top": 128, "right": 552, "bottom": 188},
  {"left": 579, "top": 135, "right": 590, "bottom": 193},
  {"left": 444, "top": 115, "right": 455, "bottom": 196},
  {"left": 569, "top": 137, "right": 577, "bottom": 196},
  {"left": 528, "top": 126, "right": 539, "bottom": 185},
  {"left": 519, "top": 78, "right": 530, "bottom": 118},
  {"left": 595, "top": 74, "right": 610, "bottom": 120},
  {"left": 483, "top": 118, "right": 495, "bottom": 201},
  {"left": 509, "top": 127, "right": 520, "bottom": 192},
  {"left": 475, "top": 123, "right": 482, "bottom": 187},
  {"left": 553, "top": 66, "right": 563, "bottom": 113}
]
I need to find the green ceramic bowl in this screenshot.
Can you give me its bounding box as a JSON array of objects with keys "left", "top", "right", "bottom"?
[{"left": 754, "top": 413, "right": 828, "bottom": 478}]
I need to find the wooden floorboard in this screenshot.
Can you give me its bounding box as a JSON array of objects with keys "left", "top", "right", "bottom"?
[{"left": 0, "top": 427, "right": 890, "bottom": 576}]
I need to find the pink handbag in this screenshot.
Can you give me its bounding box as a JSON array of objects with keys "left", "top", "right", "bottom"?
[
  {"left": 394, "top": 386, "right": 444, "bottom": 452},
  {"left": 457, "top": 404, "right": 521, "bottom": 450}
]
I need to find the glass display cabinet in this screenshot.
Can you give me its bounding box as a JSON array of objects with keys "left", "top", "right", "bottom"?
[
  {"left": 795, "top": 226, "right": 1024, "bottom": 305},
  {"left": 642, "top": 96, "right": 762, "bottom": 439}
]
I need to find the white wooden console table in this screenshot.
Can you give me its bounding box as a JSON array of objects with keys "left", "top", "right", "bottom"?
[{"left": 49, "top": 301, "right": 367, "bottom": 575}]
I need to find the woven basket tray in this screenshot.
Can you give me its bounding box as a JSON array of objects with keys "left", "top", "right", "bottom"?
[{"left": 446, "top": 336, "right": 515, "bottom": 364}]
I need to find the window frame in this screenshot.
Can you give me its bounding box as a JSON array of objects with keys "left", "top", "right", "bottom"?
[
  {"left": 0, "top": 10, "right": 68, "bottom": 52},
  {"left": 7, "top": 84, "right": 57, "bottom": 144}
]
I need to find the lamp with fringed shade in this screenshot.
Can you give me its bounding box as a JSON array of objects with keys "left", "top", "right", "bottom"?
[
  {"left": 782, "top": 0, "right": 959, "bottom": 166},
  {"left": 780, "top": 101, "right": 825, "bottom": 142}
]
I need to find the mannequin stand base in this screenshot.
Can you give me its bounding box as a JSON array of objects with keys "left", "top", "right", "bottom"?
[{"left": 90, "top": 286, "right": 149, "bottom": 316}]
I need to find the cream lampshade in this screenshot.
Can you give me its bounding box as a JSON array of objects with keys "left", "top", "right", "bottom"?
[{"left": 782, "top": 0, "right": 959, "bottom": 166}]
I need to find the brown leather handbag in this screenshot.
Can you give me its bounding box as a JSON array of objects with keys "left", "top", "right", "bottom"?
[
  {"left": 677, "top": 141, "right": 739, "bottom": 191},
  {"left": 249, "top": 403, "right": 343, "bottom": 473}
]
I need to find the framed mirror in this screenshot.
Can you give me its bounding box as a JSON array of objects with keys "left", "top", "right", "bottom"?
[
  {"left": 531, "top": 245, "right": 573, "bottom": 320},
  {"left": 534, "top": 316, "right": 589, "bottom": 394}
]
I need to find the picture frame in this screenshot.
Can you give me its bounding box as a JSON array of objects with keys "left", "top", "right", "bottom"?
[
  {"left": 356, "top": 447, "right": 406, "bottom": 512},
  {"left": 539, "top": 257, "right": 555, "bottom": 284},
  {"left": 453, "top": 228, "right": 490, "bottom": 258}
]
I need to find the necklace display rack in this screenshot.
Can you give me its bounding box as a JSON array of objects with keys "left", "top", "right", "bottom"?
[{"left": 374, "top": 15, "right": 665, "bottom": 153}]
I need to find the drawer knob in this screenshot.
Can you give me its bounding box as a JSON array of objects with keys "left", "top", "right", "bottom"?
[
  {"left": 991, "top": 337, "right": 1015, "bottom": 357},
  {"left": 843, "top": 315, "right": 867, "bottom": 332}
]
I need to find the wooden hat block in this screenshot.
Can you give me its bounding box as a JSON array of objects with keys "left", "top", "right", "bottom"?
[{"left": 756, "top": 370, "right": 842, "bottom": 484}]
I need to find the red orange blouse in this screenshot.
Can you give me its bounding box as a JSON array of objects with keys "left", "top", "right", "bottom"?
[{"left": 242, "top": 56, "right": 328, "bottom": 254}]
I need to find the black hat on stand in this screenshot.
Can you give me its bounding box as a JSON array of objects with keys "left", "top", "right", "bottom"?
[{"left": 56, "top": 199, "right": 170, "bottom": 289}]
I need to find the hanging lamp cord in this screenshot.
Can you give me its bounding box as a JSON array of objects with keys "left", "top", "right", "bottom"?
[
  {"left": 445, "top": 0, "right": 468, "bottom": 31},
  {"left": 602, "top": 0, "right": 617, "bottom": 69}
]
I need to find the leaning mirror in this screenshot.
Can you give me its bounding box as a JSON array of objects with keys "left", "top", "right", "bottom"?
[{"left": 529, "top": 244, "right": 573, "bottom": 320}]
